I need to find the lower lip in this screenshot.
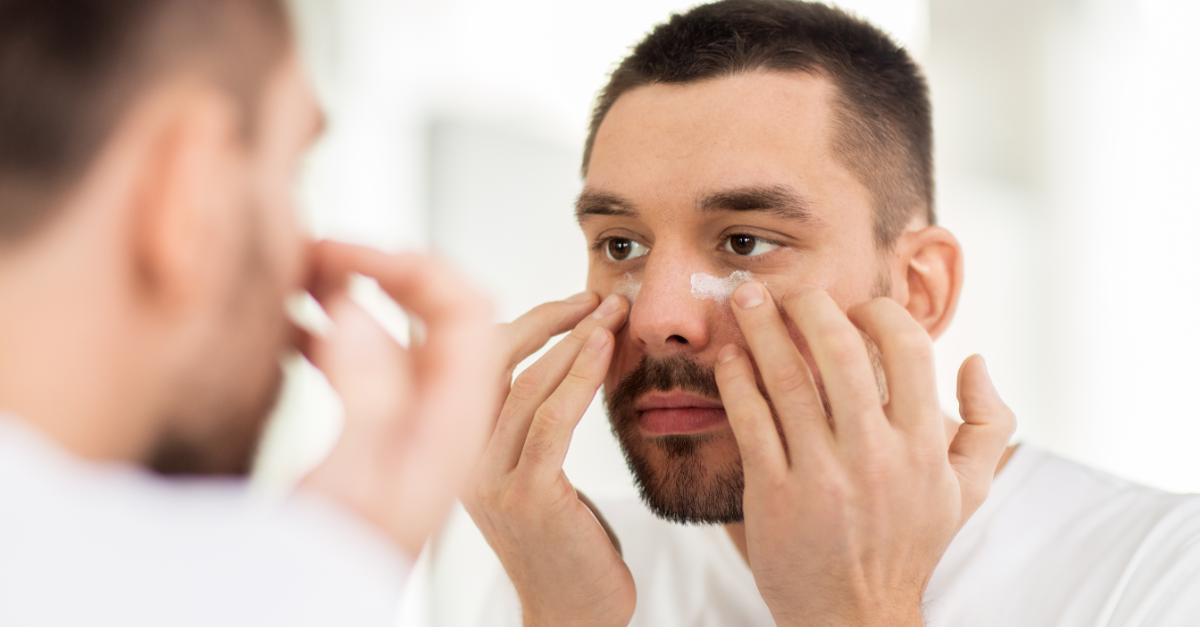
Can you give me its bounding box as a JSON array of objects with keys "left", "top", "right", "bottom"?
[{"left": 638, "top": 408, "right": 728, "bottom": 435}]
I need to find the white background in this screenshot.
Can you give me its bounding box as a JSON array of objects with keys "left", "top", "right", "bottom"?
[{"left": 255, "top": 1, "right": 1200, "bottom": 624}]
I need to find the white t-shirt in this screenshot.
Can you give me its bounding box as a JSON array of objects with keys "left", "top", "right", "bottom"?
[
  {"left": 468, "top": 445, "right": 1200, "bottom": 626},
  {"left": 0, "top": 416, "right": 410, "bottom": 627}
]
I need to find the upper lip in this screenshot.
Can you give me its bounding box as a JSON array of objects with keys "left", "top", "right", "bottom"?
[{"left": 635, "top": 391, "right": 724, "bottom": 412}]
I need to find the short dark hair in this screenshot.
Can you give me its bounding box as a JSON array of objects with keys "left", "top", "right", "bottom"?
[
  {"left": 583, "top": 0, "right": 933, "bottom": 247},
  {"left": 0, "top": 0, "right": 290, "bottom": 242}
]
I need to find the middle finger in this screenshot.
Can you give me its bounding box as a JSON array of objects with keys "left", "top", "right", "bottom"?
[{"left": 483, "top": 294, "right": 629, "bottom": 475}]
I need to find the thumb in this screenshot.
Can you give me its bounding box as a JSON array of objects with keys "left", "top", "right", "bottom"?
[{"left": 949, "top": 355, "right": 1016, "bottom": 520}]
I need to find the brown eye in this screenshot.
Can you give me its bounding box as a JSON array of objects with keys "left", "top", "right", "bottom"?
[
  {"left": 605, "top": 238, "right": 649, "bottom": 262},
  {"left": 729, "top": 235, "right": 756, "bottom": 255},
  {"left": 723, "top": 234, "right": 780, "bottom": 257}
]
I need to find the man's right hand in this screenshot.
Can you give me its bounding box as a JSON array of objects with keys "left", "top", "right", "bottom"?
[{"left": 464, "top": 293, "right": 636, "bottom": 627}]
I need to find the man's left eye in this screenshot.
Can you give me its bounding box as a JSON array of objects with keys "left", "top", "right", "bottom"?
[{"left": 724, "top": 234, "right": 780, "bottom": 256}]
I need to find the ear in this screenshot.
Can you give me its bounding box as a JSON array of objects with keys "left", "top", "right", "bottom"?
[
  {"left": 124, "top": 85, "right": 243, "bottom": 310},
  {"left": 889, "top": 225, "right": 963, "bottom": 340}
]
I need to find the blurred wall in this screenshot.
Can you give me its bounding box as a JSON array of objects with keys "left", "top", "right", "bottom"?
[{"left": 260, "top": 0, "right": 1200, "bottom": 624}]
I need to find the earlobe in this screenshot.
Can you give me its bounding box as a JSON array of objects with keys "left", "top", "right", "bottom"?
[{"left": 894, "top": 226, "right": 962, "bottom": 340}]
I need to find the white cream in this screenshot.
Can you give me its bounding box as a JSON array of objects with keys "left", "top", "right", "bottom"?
[
  {"left": 613, "top": 273, "right": 642, "bottom": 304},
  {"left": 690, "top": 271, "right": 758, "bottom": 303}
]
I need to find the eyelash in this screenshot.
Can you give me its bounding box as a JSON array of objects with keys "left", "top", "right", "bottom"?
[
  {"left": 722, "top": 234, "right": 784, "bottom": 257},
  {"left": 593, "top": 234, "right": 787, "bottom": 261}
]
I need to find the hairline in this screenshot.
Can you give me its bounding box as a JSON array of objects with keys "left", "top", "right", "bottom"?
[{"left": 582, "top": 66, "right": 930, "bottom": 248}]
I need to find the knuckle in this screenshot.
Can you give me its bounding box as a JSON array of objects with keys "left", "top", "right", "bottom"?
[
  {"left": 770, "top": 361, "right": 810, "bottom": 395},
  {"left": 562, "top": 366, "right": 598, "bottom": 390},
  {"left": 824, "top": 333, "right": 863, "bottom": 367},
  {"left": 507, "top": 368, "right": 546, "bottom": 404},
  {"left": 566, "top": 322, "right": 594, "bottom": 346},
  {"left": 534, "top": 401, "right": 569, "bottom": 430}
]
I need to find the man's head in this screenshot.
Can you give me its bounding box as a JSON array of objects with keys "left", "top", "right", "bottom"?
[
  {"left": 0, "top": 0, "right": 321, "bottom": 474},
  {"left": 578, "top": 0, "right": 963, "bottom": 523}
]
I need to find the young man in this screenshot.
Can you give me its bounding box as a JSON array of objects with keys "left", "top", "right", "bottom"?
[
  {"left": 0, "top": 1, "right": 504, "bottom": 624},
  {"left": 462, "top": 1, "right": 1200, "bottom": 625}
]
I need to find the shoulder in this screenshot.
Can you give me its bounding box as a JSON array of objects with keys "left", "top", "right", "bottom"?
[
  {"left": 927, "top": 444, "right": 1200, "bottom": 627},
  {"left": 0, "top": 420, "right": 407, "bottom": 626}
]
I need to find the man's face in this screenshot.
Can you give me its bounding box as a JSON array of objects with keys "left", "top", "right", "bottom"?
[
  {"left": 580, "top": 71, "right": 887, "bottom": 522},
  {"left": 149, "top": 54, "right": 321, "bottom": 475}
]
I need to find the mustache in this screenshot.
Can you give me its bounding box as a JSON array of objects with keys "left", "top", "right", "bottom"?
[{"left": 606, "top": 354, "right": 721, "bottom": 416}]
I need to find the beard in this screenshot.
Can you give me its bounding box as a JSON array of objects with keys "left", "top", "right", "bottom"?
[
  {"left": 147, "top": 363, "right": 284, "bottom": 476},
  {"left": 148, "top": 199, "right": 291, "bottom": 477},
  {"left": 605, "top": 337, "right": 889, "bottom": 526},
  {"left": 606, "top": 354, "right": 748, "bottom": 525}
]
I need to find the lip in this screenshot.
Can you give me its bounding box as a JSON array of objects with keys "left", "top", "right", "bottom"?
[{"left": 636, "top": 392, "right": 728, "bottom": 436}]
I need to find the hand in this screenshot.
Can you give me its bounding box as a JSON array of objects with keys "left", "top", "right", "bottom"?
[
  {"left": 715, "top": 284, "right": 1015, "bottom": 627},
  {"left": 464, "top": 294, "right": 636, "bottom": 627},
  {"left": 299, "top": 241, "right": 497, "bottom": 558}
]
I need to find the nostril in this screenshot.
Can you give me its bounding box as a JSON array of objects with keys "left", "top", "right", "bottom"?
[{"left": 668, "top": 334, "right": 688, "bottom": 345}]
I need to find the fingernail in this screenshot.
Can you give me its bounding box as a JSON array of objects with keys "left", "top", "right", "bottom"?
[
  {"left": 566, "top": 291, "right": 594, "bottom": 304},
  {"left": 734, "top": 282, "right": 766, "bottom": 309},
  {"left": 592, "top": 294, "right": 622, "bottom": 319},
  {"left": 718, "top": 344, "right": 740, "bottom": 364},
  {"left": 586, "top": 327, "right": 608, "bottom": 351}
]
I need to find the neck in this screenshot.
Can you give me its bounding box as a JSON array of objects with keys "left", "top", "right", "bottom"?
[
  {"left": 724, "top": 415, "right": 1018, "bottom": 565},
  {"left": 0, "top": 216, "right": 160, "bottom": 465}
]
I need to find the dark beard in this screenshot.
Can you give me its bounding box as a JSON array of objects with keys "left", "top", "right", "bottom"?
[
  {"left": 605, "top": 354, "right": 746, "bottom": 525},
  {"left": 148, "top": 198, "right": 287, "bottom": 477},
  {"left": 148, "top": 363, "right": 284, "bottom": 476}
]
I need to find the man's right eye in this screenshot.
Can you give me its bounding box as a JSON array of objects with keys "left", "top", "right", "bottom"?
[{"left": 605, "top": 238, "right": 650, "bottom": 261}]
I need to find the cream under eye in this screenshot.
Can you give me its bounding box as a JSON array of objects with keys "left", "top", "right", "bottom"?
[
  {"left": 724, "top": 234, "right": 780, "bottom": 256},
  {"left": 605, "top": 238, "right": 650, "bottom": 261}
]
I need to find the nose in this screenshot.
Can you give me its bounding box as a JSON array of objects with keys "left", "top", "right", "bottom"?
[{"left": 627, "top": 251, "right": 713, "bottom": 354}]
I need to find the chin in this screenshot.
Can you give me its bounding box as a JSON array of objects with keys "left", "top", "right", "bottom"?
[
  {"left": 615, "top": 427, "right": 747, "bottom": 525},
  {"left": 149, "top": 360, "right": 284, "bottom": 477}
]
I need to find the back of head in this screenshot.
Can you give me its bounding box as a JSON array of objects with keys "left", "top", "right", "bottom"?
[
  {"left": 585, "top": 0, "right": 933, "bottom": 247},
  {"left": 0, "top": 0, "right": 290, "bottom": 243}
]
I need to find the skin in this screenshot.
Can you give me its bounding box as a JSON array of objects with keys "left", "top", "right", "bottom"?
[
  {"left": 0, "top": 51, "right": 496, "bottom": 559},
  {"left": 467, "top": 70, "right": 1016, "bottom": 626}
]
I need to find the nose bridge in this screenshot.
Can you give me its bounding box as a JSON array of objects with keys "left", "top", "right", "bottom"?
[{"left": 628, "top": 244, "right": 712, "bottom": 352}]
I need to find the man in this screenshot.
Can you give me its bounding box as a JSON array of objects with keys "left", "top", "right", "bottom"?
[
  {"left": 0, "top": 1, "right": 502, "bottom": 624},
  {"left": 459, "top": 1, "right": 1200, "bottom": 625}
]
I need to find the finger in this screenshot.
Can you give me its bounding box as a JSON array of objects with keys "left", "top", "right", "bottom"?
[
  {"left": 308, "top": 295, "right": 415, "bottom": 434},
  {"left": 488, "top": 293, "right": 600, "bottom": 418},
  {"left": 729, "top": 282, "right": 830, "bottom": 455},
  {"left": 714, "top": 344, "right": 789, "bottom": 476},
  {"left": 485, "top": 294, "right": 629, "bottom": 474},
  {"left": 314, "top": 242, "right": 499, "bottom": 490},
  {"left": 313, "top": 241, "right": 492, "bottom": 336},
  {"left": 846, "top": 298, "right": 940, "bottom": 438},
  {"left": 782, "top": 288, "right": 886, "bottom": 442},
  {"left": 950, "top": 355, "right": 1017, "bottom": 520},
  {"left": 516, "top": 327, "right": 613, "bottom": 485},
  {"left": 497, "top": 292, "right": 600, "bottom": 374}
]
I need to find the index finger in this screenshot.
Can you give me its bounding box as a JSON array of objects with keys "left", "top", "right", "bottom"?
[
  {"left": 311, "top": 241, "right": 490, "bottom": 328},
  {"left": 312, "top": 240, "right": 498, "bottom": 464},
  {"left": 496, "top": 292, "right": 601, "bottom": 374}
]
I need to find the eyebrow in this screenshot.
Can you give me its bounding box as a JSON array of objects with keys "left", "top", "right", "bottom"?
[
  {"left": 575, "top": 190, "right": 638, "bottom": 222},
  {"left": 697, "top": 185, "right": 817, "bottom": 222}
]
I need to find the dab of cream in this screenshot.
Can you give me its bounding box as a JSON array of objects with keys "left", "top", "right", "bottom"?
[
  {"left": 691, "top": 271, "right": 759, "bottom": 302},
  {"left": 613, "top": 273, "right": 642, "bottom": 304}
]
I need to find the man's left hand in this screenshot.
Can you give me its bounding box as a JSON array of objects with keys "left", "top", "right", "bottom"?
[{"left": 715, "top": 283, "right": 1015, "bottom": 627}]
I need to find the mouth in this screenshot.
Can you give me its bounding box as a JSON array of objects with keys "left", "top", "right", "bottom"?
[{"left": 635, "top": 391, "right": 728, "bottom": 436}]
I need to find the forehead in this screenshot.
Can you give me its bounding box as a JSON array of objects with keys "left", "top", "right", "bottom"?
[{"left": 585, "top": 71, "right": 870, "bottom": 225}]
